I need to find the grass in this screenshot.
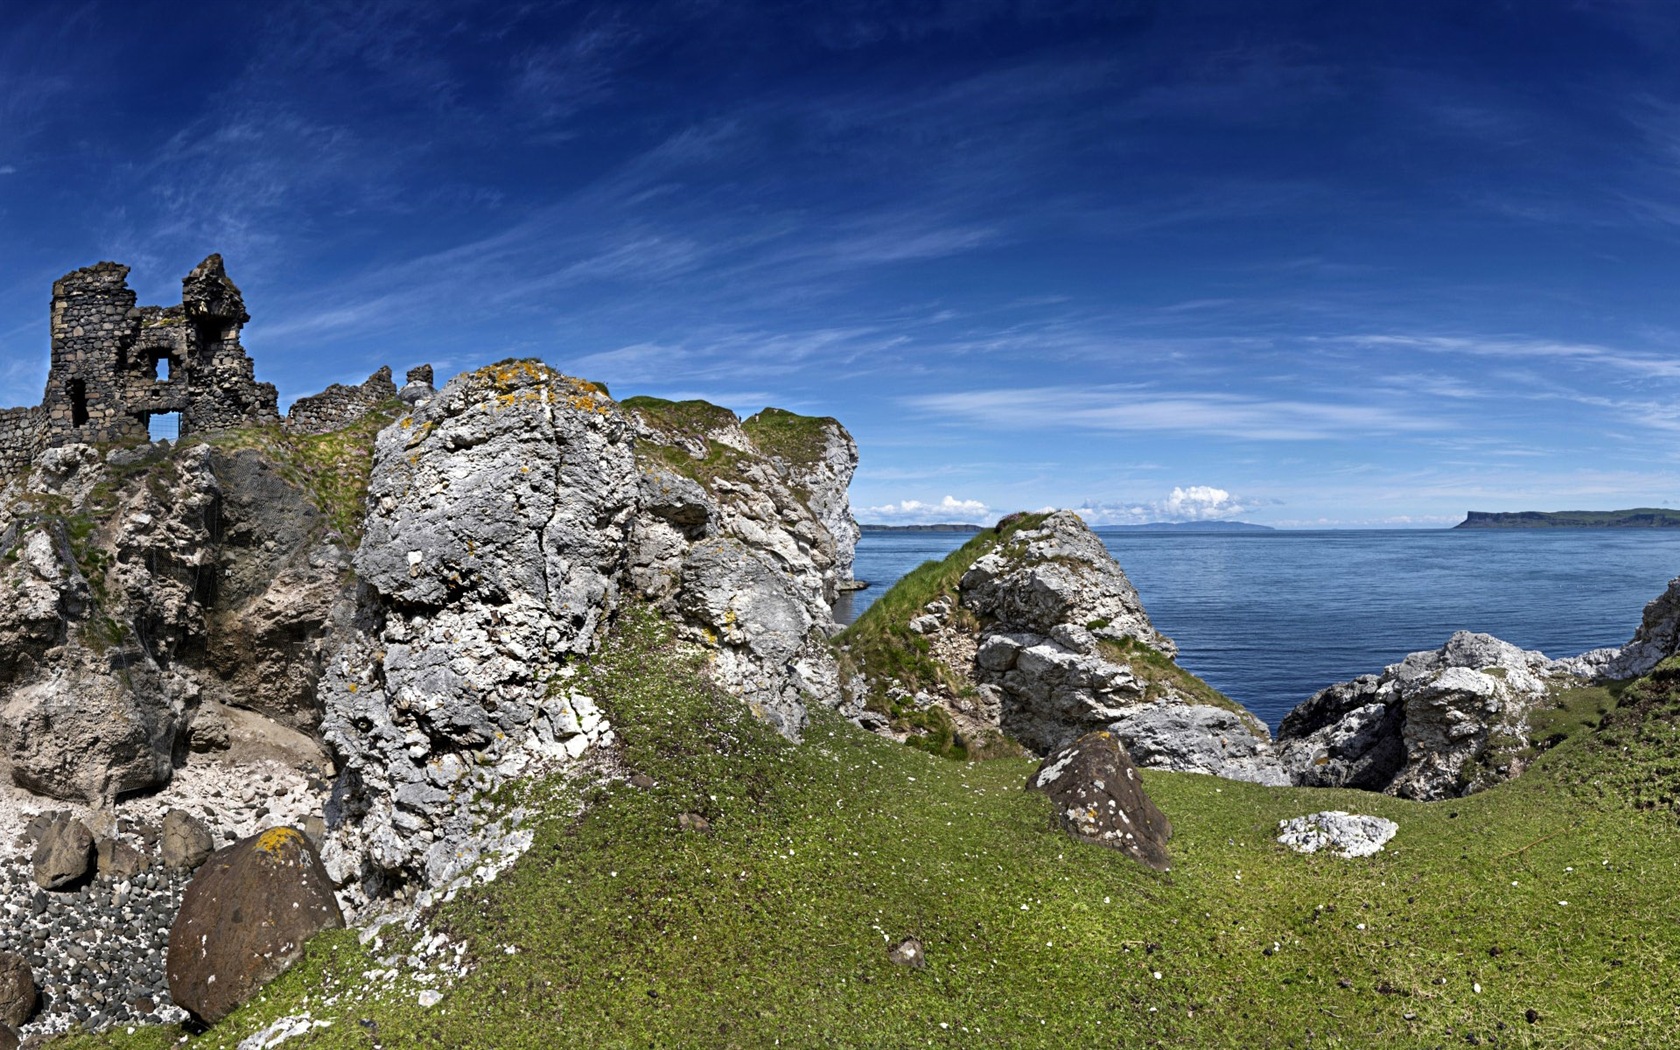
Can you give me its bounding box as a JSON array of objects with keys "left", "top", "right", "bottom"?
[
  {"left": 48, "top": 605, "right": 1680, "bottom": 1049},
  {"left": 196, "top": 403, "right": 404, "bottom": 543},
  {"left": 741, "top": 407, "right": 839, "bottom": 471},
  {"left": 835, "top": 512, "right": 1048, "bottom": 707}
]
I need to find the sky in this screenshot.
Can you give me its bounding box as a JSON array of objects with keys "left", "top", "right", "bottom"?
[{"left": 5, "top": 2, "right": 1680, "bottom": 527}]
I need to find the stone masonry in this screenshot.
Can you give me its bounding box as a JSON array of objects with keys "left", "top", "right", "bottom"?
[
  {"left": 284, "top": 367, "right": 399, "bottom": 435},
  {"left": 0, "top": 255, "right": 279, "bottom": 472}
]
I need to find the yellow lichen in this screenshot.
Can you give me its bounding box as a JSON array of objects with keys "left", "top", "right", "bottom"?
[{"left": 256, "top": 827, "right": 303, "bottom": 856}]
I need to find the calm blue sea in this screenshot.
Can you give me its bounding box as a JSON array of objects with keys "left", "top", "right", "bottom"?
[{"left": 834, "top": 529, "right": 1680, "bottom": 729}]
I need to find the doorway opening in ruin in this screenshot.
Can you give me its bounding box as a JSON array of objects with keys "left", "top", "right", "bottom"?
[
  {"left": 67, "top": 379, "right": 88, "bottom": 427},
  {"left": 147, "top": 411, "right": 180, "bottom": 442}
]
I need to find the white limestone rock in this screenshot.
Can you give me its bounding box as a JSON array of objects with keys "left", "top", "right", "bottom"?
[
  {"left": 1277, "top": 811, "right": 1398, "bottom": 858},
  {"left": 1277, "top": 631, "right": 1573, "bottom": 801},
  {"left": 954, "top": 512, "right": 1280, "bottom": 781},
  {"left": 961, "top": 511, "right": 1175, "bottom": 656}
]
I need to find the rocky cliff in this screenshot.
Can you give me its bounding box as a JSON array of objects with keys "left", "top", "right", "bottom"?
[
  {"left": 839, "top": 511, "right": 1286, "bottom": 785},
  {"left": 0, "top": 360, "right": 860, "bottom": 927}
]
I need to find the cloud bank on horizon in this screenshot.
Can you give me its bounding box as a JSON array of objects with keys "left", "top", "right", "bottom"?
[{"left": 3, "top": 2, "right": 1680, "bottom": 526}]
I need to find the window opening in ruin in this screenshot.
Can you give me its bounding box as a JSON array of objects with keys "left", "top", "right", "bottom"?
[
  {"left": 147, "top": 411, "right": 180, "bottom": 443},
  {"left": 67, "top": 379, "right": 88, "bottom": 427},
  {"left": 155, "top": 353, "right": 171, "bottom": 381}
]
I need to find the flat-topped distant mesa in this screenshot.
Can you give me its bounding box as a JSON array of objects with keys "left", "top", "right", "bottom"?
[{"left": 1456, "top": 509, "right": 1680, "bottom": 529}]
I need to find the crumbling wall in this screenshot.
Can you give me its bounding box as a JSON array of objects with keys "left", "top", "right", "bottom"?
[
  {"left": 284, "top": 367, "right": 399, "bottom": 435},
  {"left": 0, "top": 406, "right": 43, "bottom": 476},
  {"left": 0, "top": 255, "right": 280, "bottom": 476},
  {"left": 40, "top": 261, "right": 150, "bottom": 446}
]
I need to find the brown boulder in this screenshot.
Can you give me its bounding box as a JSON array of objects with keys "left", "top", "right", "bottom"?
[
  {"left": 0, "top": 952, "right": 34, "bottom": 1028},
  {"left": 165, "top": 826, "right": 344, "bottom": 1025},
  {"left": 31, "top": 815, "right": 93, "bottom": 890},
  {"left": 1026, "top": 730, "right": 1172, "bottom": 871},
  {"left": 96, "top": 836, "right": 150, "bottom": 878},
  {"left": 0, "top": 1023, "right": 16, "bottom": 1050},
  {"left": 160, "top": 808, "right": 213, "bottom": 870}
]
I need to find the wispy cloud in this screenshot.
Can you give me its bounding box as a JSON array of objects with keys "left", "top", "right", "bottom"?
[
  {"left": 1350, "top": 334, "right": 1680, "bottom": 380},
  {"left": 907, "top": 386, "right": 1449, "bottom": 441}
]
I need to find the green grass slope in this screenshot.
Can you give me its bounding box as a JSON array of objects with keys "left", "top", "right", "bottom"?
[{"left": 54, "top": 620, "right": 1680, "bottom": 1049}]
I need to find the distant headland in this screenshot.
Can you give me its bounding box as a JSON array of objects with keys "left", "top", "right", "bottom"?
[
  {"left": 1456, "top": 509, "right": 1680, "bottom": 529},
  {"left": 860, "top": 523, "right": 984, "bottom": 533},
  {"left": 1096, "top": 520, "right": 1274, "bottom": 533},
  {"left": 860, "top": 519, "right": 1275, "bottom": 534}
]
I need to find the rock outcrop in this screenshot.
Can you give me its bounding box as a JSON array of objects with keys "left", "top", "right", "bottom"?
[
  {"left": 166, "top": 827, "right": 343, "bottom": 1025},
  {"left": 1027, "top": 730, "right": 1172, "bottom": 870},
  {"left": 845, "top": 511, "right": 1283, "bottom": 783},
  {"left": 1277, "top": 812, "right": 1398, "bottom": 858},
  {"left": 0, "top": 297, "right": 862, "bottom": 928},
  {"left": 1558, "top": 574, "right": 1680, "bottom": 681},
  {"left": 622, "top": 397, "right": 858, "bottom": 739},
  {"left": 318, "top": 361, "right": 634, "bottom": 904},
  {"left": 1276, "top": 631, "right": 1570, "bottom": 801},
  {"left": 0, "top": 439, "right": 347, "bottom": 804},
  {"left": 315, "top": 369, "right": 860, "bottom": 908}
]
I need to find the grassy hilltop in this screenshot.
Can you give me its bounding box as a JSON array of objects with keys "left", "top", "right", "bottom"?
[{"left": 53, "top": 570, "right": 1680, "bottom": 1049}]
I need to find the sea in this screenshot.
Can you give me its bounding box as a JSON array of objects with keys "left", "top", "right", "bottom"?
[{"left": 832, "top": 529, "right": 1680, "bottom": 730}]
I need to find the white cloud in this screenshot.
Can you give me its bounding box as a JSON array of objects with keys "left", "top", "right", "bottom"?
[
  {"left": 1073, "top": 485, "right": 1259, "bottom": 524},
  {"left": 863, "top": 494, "right": 991, "bottom": 523},
  {"left": 1160, "top": 484, "right": 1241, "bottom": 520}
]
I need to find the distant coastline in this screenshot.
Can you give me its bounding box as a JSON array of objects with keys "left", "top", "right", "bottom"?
[
  {"left": 859, "top": 523, "right": 985, "bottom": 533},
  {"left": 1096, "top": 520, "right": 1274, "bottom": 533},
  {"left": 860, "top": 519, "right": 1275, "bottom": 534},
  {"left": 1456, "top": 508, "right": 1680, "bottom": 529}
]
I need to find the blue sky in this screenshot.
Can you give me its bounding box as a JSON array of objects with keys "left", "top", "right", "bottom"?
[{"left": 5, "top": 1, "right": 1680, "bottom": 526}]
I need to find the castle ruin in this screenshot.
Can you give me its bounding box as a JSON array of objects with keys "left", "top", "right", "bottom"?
[{"left": 0, "top": 254, "right": 279, "bottom": 474}]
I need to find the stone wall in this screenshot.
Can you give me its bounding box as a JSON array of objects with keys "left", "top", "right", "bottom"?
[
  {"left": 0, "top": 406, "right": 42, "bottom": 476},
  {"left": 0, "top": 255, "right": 280, "bottom": 476},
  {"left": 284, "top": 367, "right": 399, "bottom": 435}
]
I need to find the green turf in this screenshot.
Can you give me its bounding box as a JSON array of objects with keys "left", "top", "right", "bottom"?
[{"left": 50, "top": 612, "right": 1680, "bottom": 1049}]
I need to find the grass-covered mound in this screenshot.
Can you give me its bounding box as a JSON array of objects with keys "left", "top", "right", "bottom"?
[
  {"left": 834, "top": 511, "right": 1262, "bottom": 755},
  {"left": 53, "top": 613, "right": 1680, "bottom": 1049}
]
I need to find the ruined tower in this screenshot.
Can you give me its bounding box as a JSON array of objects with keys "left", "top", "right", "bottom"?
[{"left": 36, "top": 254, "right": 279, "bottom": 447}]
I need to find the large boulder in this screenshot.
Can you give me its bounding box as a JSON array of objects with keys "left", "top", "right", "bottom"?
[
  {"left": 1277, "top": 631, "right": 1569, "bottom": 800},
  {"left": 1027, "top": 731, "right": 1172, "bottom": 870},
  {"left": 0, "top": 952, "right": 36, "bottom": 1028},
  {"left": 166, "top": 827, "right": 344, "bottom": 1025},
  {"left": 1277, "top": 812, "right": 1398, "bottom": 858},
  {"left": 31, "top": 814, "right": 93, "bottom": 890},
  {"left": 161, "top": 808, "right": 215, "bottom": 870}
]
